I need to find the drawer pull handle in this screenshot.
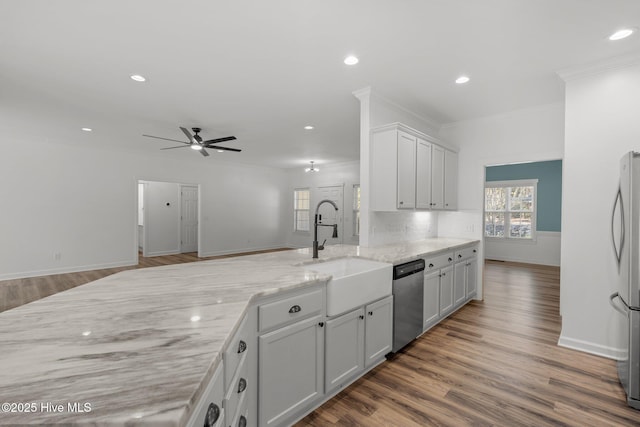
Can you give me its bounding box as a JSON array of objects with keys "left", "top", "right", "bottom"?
[
  {"left": 318, "top": 322, "right": 325, "bottom": 327},
  {"left": 289, "top": 305, "right": 301, "bottom": 314},
  {"left": 359, "top": 315, "right": 364, "bottom": 319},
  {"left": 238, "top": 378, "right": 247, "bottom": 393},
  {"left": 448, "top": 257, "right": 452, "bottom": 262},
  {"left": 429, "top": 263, "right": 434, "bottom": 268},
  {"left": 368, "top": 311, "right": 373, "bottom": 316},
  {"left": 458, "top": 254, "right": 462, "bottom": 259},
  {"left": 204, "top": 403, "right": 220, "bottom": 427},
  {"left": 237, "top": 340, "right": 247, "bottom": 354},
  {"left": 238, "top": 415, "right": 247, "bottom": 427}
]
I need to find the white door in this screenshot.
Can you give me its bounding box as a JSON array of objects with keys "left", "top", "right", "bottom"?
[
  {"left": 180, "top": 185, "right": 198, "bottom": 253},
  {"left": 317, "top": 185, "right": 344, "bottom": 245}
]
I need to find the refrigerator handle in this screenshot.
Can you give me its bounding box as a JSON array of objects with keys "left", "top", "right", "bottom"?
[
  {"left": 610, "top": 292, "right": 628, "bottom": 316},
  {"left": 611, "top": 188, "right": 625, "bottom": 266}
]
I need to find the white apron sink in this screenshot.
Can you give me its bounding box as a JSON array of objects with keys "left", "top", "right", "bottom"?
[{"left": 309, "top": 258, "right": 392, "bottom": 316}]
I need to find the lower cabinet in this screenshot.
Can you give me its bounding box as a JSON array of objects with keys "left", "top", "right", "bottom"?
[
  {"left": 466, "top": 257, "right": 478, "bottom": 299},
  {"left": 258, "top": 314, "right": 324, "bottom": 427},
  {"left": 453, "top": 261, "right": 467, "bottom": 308},
  {"left": 438, "top": 265, "right": 454, "bottom": 317},
  {"left": 325, "top": 295, "right": 393, "bottom": 393},
  {"left": 325, "top": 308, "right": 364, "bottom": 393},
  {"left": 364, "top": 296, "right": 393, "bottom": 367},
  {"left": 423, "top": 269, "right": 440, "bottom": 331}
]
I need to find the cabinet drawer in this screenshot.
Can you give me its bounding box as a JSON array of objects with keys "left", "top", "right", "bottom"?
[
  {"left": 424, "top": 252, "right": 454, "bottom": 271},
  {"left": 454, "top": 246, "right": 478, "bottom": 262},
  {"left": 187, "top": 366, "right": 225, "bottom": 427},
  {"left": 258, "top": 289, "right": 323, "bottom": 332},
  {"left": 224, "top": 355, "right": 248, "bottom": 424},
  {"left": 229, "top": 391, "right": 248, "bottom": 427},
  {"left": 223, "top": 315, "right": 251, "bottom": 390}
]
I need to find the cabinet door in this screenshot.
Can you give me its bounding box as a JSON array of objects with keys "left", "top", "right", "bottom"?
[
  {"left": 424, "top": 270, "right": 440, "bottom": 331},
  {"left": 259, "top": 315, "right": 324, "bottom": 427},
  {"left": 444, "top": 150, "right": 458, "bottom": 210},
  {"left": 416, "top": 139, "right": 432, "bottom": 209},
  {"left": 397, "top": 131, "right": 416, "bottom": 209},
  {"left": 325, "top": 308, "right": 364, "bottom": 393},
  {"left": 453, "top": 262, "right": 467, "bottom": 308},
  {"left": 466, "top": 257, "right": 478, "bottom": 299},
  {"left": 431, "top": 145, "right": 445, "bottom": 209},
  {"left": 365, "top": 296, "right": 393, "bottom": 368},
  {"left": 439, "top": 266, "right": 454, "bottom": 317}
]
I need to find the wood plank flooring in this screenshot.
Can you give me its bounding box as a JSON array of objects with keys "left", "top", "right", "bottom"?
[
  {"left": 297, "top": 260, "right": 640, "bottom": 427},
  {"left": 0, "top": 248, "right": 289, "bottom": 313}
]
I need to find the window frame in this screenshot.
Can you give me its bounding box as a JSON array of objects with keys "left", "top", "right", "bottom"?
[
  {"left": 484, "top": 179, "right": 538, "bottom": 242},
  {"left": 293, "top": 188, "right": 311, "bottom": 233}
]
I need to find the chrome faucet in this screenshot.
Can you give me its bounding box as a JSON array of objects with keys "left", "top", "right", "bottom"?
[{"left": 313, "top": 199, "right": 339, "bottom": 258}]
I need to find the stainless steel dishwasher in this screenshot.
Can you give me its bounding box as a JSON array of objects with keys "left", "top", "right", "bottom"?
[{"left": 392, "top": 258, "right": 425, "bottom": 352}]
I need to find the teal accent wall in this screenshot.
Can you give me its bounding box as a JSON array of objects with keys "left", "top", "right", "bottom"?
[{"left": 485, "top": 160, "right": 562, "bottom": 232}]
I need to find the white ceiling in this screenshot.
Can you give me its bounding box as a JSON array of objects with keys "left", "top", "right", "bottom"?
[{"left": 2, "top": 0, "right": 640, "bottom": 168}]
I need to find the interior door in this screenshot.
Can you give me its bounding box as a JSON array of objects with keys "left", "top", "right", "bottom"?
[
  {"left": 180, "top": 185, "right": 198, "bottom": 253},
  {"left": 317, "top": 185, "right": 344, "bottom": 245}
]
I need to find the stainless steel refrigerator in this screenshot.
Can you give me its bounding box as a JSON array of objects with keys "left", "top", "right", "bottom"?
[{"left": 610, "top": 151, "right": 640, "bottom": 410}]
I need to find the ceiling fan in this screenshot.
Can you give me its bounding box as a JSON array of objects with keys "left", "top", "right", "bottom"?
[{"left": 143, "top": 127, "right": 240, "bottom": 157}]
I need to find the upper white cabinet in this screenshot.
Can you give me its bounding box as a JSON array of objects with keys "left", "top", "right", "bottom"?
[{"left": 371, "top": 123, "right": 458, "bottom": 212}]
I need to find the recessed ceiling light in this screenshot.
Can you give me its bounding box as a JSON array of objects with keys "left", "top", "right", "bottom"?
[
  {"left": 304, "top": 125, "right": 314, "bottom": 130},
  {"left": 130, "top": 74, "right": 146, "bottom": 82},
  {"left": 609, "top": 28, "right": 635, "bottom": 41},
  {"left": 81, "top": 127, "right": 92, "bottom": 132},
  {"left": 455, "top": 76, "right": 470, "bottom": 84},
  {"left": 344, "top": 55, "right": 359, "bottom": 65}
]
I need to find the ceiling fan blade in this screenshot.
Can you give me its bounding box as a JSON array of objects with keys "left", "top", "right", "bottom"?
[
  {"left": 160, "top": 145, "right": 192, "bottom": 150},
  {"left": 205, "top": 145, "right": 241, "bottom": 152},
  {"left": 200, "top": 148, "right": 210, "bottom": 157},
  {"left": 143, "top": 134, "right": 190, "bottom": 144},
  {"left": 202, "top": 136, "right": 237, "bottom": 145},
  {"left": 180, "top": 127, "right": 196, "bottom": 144}
]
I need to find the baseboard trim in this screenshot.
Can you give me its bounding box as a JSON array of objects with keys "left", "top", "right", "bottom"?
[
  {"left": 558, "top": 335, "right": 625, "bottom": 360},
  {"left": 144, "top": 249, "right": 180, "bottom": 257},
  {"left": 0, "top": 259, "right": 138, "bottom": 281}
]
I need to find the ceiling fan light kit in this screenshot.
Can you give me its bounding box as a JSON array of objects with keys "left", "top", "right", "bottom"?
[{"left": 143, "top": 127, "right": 240, "bottom": 157}]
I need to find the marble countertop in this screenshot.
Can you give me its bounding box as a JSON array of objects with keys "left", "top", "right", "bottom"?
[{"left": 0, "top": 237, "right": 476, "bottom": 426}]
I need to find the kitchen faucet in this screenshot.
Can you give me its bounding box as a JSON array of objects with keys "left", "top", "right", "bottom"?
[{"left": 313, "top": 199, "right": 339, "bottom": 258}]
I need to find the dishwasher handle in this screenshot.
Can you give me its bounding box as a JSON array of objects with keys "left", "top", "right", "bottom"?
[{"left": 393, "top": 259, "right": 426, "bottom": 280}]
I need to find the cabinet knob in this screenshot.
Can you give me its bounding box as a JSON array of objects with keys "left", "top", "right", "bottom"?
[
  {"left": 458, "top": 254, "right": 462, "bottom": 259},
  {"left": 289, "top": 305, "right": 301, "bottom": 314},
  {"left": 318, "top": 322, "right": 325, "bottom": 328},
  {"left": 238, "top": 378, "right": 247, "bottom": 393},
  {"left": 237, "top": 340, "right": 247, "bottom": 354},
  {"left": 399, "top": 201, "right": 404, "bottom": 205},
  {"left": 429, "top": 263, "right": 434, "bottom": 268},
  {"left": 204, "top": 403, "right": 220, "bottom": 427},
  {"left": 368, "top": 311, "right": 373, "bottom": 316},
  {"left": 238, "top": 415, "right": 247, "bottom": 427},
  {"left": 359, "top": 315, "right": 364, "bottom": 320},
  {"left": 473, "top": 249, "right": 477, "bottom": 253},
  {"left": 448, "top": 257, "right": 452, "bottom": 262},
  {"left": 442, "top": 272, "right": 446, "bottom": 277}
]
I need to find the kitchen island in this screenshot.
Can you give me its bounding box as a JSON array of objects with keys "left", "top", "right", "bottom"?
[{"left": 0, "top": 238, "right": 477, "bottom": 426}]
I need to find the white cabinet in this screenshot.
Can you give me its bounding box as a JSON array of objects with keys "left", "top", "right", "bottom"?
[
  {"left": 187, "top": 365, "right": 225, "bottom": 427},
  {"left": 454, "top": 261, "right": 467, "bottom": 309},
  {"left": 466, "top": 257, "right": 478, "bottom": 299},
  {"left": 416, "top": 139, "right": 432, "bottom": 209},
  {"left": 371, "top": 123, "right": 458, "bottom": 212},
  {"left": 439, "top": 265, "right": 454, "bottom": 317},
  {"left": 325, "top": 295, "right": 393, "bottom": 393},
  {"left": 444, "top": 150, "right": 458, "bottom": 210},
  {"left": 397, "top": 131, "right": 417, "bottom": 209},
  {"left": 364, "top": 296, "right": 393, "bottom": 368},
  {"left": 423, "top": 269, "right": 440, "bottom": 331},
  {"left": 430, "top": 145, "right": 445, "bottom": 209},
  {"left": 258, "top": 314, "right": 324, "bottom": 427},
  {"left": 454, "top": 245, "right": 479, "bottom": 302},
  {"left": 325, "top": 308, "right": 364, "bottom": 393}
]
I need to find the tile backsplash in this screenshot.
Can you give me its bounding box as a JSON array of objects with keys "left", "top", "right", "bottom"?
[{"left": 369, "top": 211, "right": 438, "bottom": 246}]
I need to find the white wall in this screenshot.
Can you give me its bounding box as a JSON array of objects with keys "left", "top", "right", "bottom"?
[
  {"left": 558, "top": 59, "right": 640, "bottom": 359},
  {"left": 438, "top": 103, "right": 565, "bottom": 297},
  {"left": 285, "top": 161, "right": 360, "bottom": 248},
  {"left": 0, "top": 135, "right": 288, "bottom": 280},
  {"left": 484, "top": 232, "right": 561, "bottom": 266},
  {"left": 355, "top": 88, "right": 441, "bottom": 247}
]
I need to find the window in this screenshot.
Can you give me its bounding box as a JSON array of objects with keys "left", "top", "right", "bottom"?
[
  {"left": 353, "top": 185, "right": 361, "bottom": 236},
  {"left": 484, "top": 180, "right": 537, "bottom": 239},
  {"left": 294, "top": 188, "right": 310, "bottom": 232}
]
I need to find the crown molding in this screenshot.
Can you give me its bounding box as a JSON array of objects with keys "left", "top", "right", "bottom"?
[{"left": 557, "top": 52, "right": 640, "bottom": 82}]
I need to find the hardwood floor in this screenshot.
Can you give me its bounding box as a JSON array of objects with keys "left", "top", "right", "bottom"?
[
  {"left": 0, "top": 248, "right": 289, "bottom": 313},
  {"left": 297, "top": 260, "right": 640, "bottom": 427}
]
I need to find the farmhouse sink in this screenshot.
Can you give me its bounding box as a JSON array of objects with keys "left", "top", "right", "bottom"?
[{"left": 309, "top": 257, "right": 392, "bottom": 316}]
